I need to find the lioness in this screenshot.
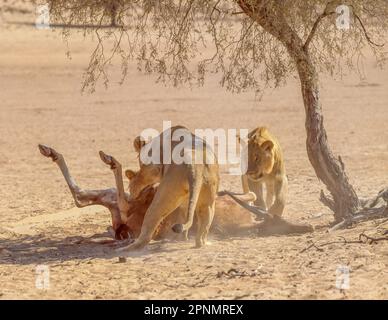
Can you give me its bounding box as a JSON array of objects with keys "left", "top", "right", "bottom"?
[
  {"left": 241, "top": 127, "right": 287, "bottom": 217},
  {"left": 120, "top": 125, "right": 219, "bottom": 251}
]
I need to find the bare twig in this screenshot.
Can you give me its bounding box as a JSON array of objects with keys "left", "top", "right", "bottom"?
[
  {"left": 300, "top": 236, "right": 361, "bottom": 253},
  {"left": 302, "top": 230, "right": 388, "bottom": 253},
  {"left": 353, "top": 11, "right": 385, "bottom": 48},
  {"left": 359, "top": 232, "right": 388, "bottom": 244},
  {"left": 304, "top": 1, "right": 336, "bottom": 50}
]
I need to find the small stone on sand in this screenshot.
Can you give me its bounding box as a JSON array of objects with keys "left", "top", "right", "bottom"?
[{"left": 118, "top": 256, "right": 126, "bottom": 263}]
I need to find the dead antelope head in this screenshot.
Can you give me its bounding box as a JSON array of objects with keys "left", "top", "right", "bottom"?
[{"left": 115, "top": 185, "right": 158, "bottom": 240}]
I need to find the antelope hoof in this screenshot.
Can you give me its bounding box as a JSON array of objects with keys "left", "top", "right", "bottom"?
[
  {"left": 99, "top": 151, "right": 116, "bottom": 169},
  {"left": 38, "top": 144, "right": 59, "bottom": 161}
]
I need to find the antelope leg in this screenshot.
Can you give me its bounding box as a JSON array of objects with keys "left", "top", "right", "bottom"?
[
  {"left": 217, "top": 190, "right": 257, "bottom": 203},
  {"left": 217, "top": 190, "right": 268, "bottom": 219},
  {"left": 99, "top": 151, "right": 130, "bottom": 223},
  {"left": 38, "top": 144, "right": 126, "bottom": 232}
]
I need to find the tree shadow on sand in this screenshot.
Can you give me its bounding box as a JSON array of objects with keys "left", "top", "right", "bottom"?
[
  {"left": 0, "top": 230, "right": 212, "bottom": 265},
  {"left": 0, "top": 220, "right": 313, "bottom": 266},
  {"left": 0, "top": 231, "right": 135, "bottom": 266}
]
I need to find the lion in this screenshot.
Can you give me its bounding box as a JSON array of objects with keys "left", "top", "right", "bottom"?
[
  {"left": 241, "top": 127, "right": 288, "bottom": 217},
  {"left": 117, "top": 125, "right": 220, "bottom": 251}
]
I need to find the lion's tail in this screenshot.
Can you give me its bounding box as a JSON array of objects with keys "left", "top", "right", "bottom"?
[{"left": 172, "top": 166, "right": 203, "bottom": 234}]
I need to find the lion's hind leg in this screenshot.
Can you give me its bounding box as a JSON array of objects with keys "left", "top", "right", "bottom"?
[
  {"left": 195, "top": 203, "right": 215, "bottom": 248},
  {"left": 116, "top": 167, "right": 188, "bottom": 252},
  {"left": 195, "top": 183, "right": 217, "bottom": 248}
]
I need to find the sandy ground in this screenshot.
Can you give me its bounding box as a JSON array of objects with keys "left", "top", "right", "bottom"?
[{"left": 0, "top": 4, "right": 388, "bottom": 299}]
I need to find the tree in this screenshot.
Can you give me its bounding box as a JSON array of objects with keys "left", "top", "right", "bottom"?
[{"left": 44, "top": 0, "right": 388, "bottom": 228}]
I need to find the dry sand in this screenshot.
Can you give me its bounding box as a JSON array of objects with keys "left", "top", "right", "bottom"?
[{"left": 0, "top": 4, "right": 387, "bottom": 299}]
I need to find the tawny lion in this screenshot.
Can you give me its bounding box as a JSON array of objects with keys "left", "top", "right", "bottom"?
[
  {"left": 109, "top": 125, "right": 220, "bottom": 251},
  {"left": 241, "top": 127, "right": 288, "bottom": 217}
]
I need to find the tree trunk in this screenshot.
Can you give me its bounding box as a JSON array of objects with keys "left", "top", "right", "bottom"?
[
  {"left": 237, "top": 0, "right": 361, "bottom": 221},
  {"left": 294, "top": 54, "right": 361, "bottom": 221}
]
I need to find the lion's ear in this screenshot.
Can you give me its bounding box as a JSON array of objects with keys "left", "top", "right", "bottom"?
[
  {"left": 125, "top": 169, "right": 136, "bottom": 180},
  {"left": 236, "top": 133, "right": 248, "bottom": 145},
  {"left": 259, "top": 127, "right": 268, "bottom": 135},
  {"left": 133, "top": 136, "right": 146, "bottom": 153},
  {"left": 261, "top": 140, "right": 274, "bottom": 152},
  {"left": 247, "top": 130, "right": 256, "bottom": 140},
  {"left": 150, "top": 166, "right": 161, "bottom": 176}
]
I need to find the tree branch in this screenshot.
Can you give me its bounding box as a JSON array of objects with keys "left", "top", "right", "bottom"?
[
  {"left": 320, "top": 190, "right": 336, "bottom": 212},
  {"left": 353, "top": 11, "right": 385, "bottom": 47},
  {"left": 304, "top": 2, "right": 336, "bottom": 50}
]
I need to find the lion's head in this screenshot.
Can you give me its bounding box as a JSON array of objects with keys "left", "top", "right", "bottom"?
[
  {"left": 244, "top": 127, "right": 276, "bottom": 181},
  {"left": 125, "top": 164, "right": 162, "bottom": 198},
  {"left": 125, "top": 135, "right": 163, "bottom": 198}
]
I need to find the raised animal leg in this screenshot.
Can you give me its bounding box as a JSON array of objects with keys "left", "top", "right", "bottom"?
[
  {"left": 116, "top": 167, "right": 188, "bottom": 252},
  {"left": 39, "top": 144, "right": 118, "bottom": 208},
  {"left": 38, "top": 144, "right": 124, "bottom": 233},
  {"left": 99, "top": 151, "right": 130, "bottom": 223}
]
